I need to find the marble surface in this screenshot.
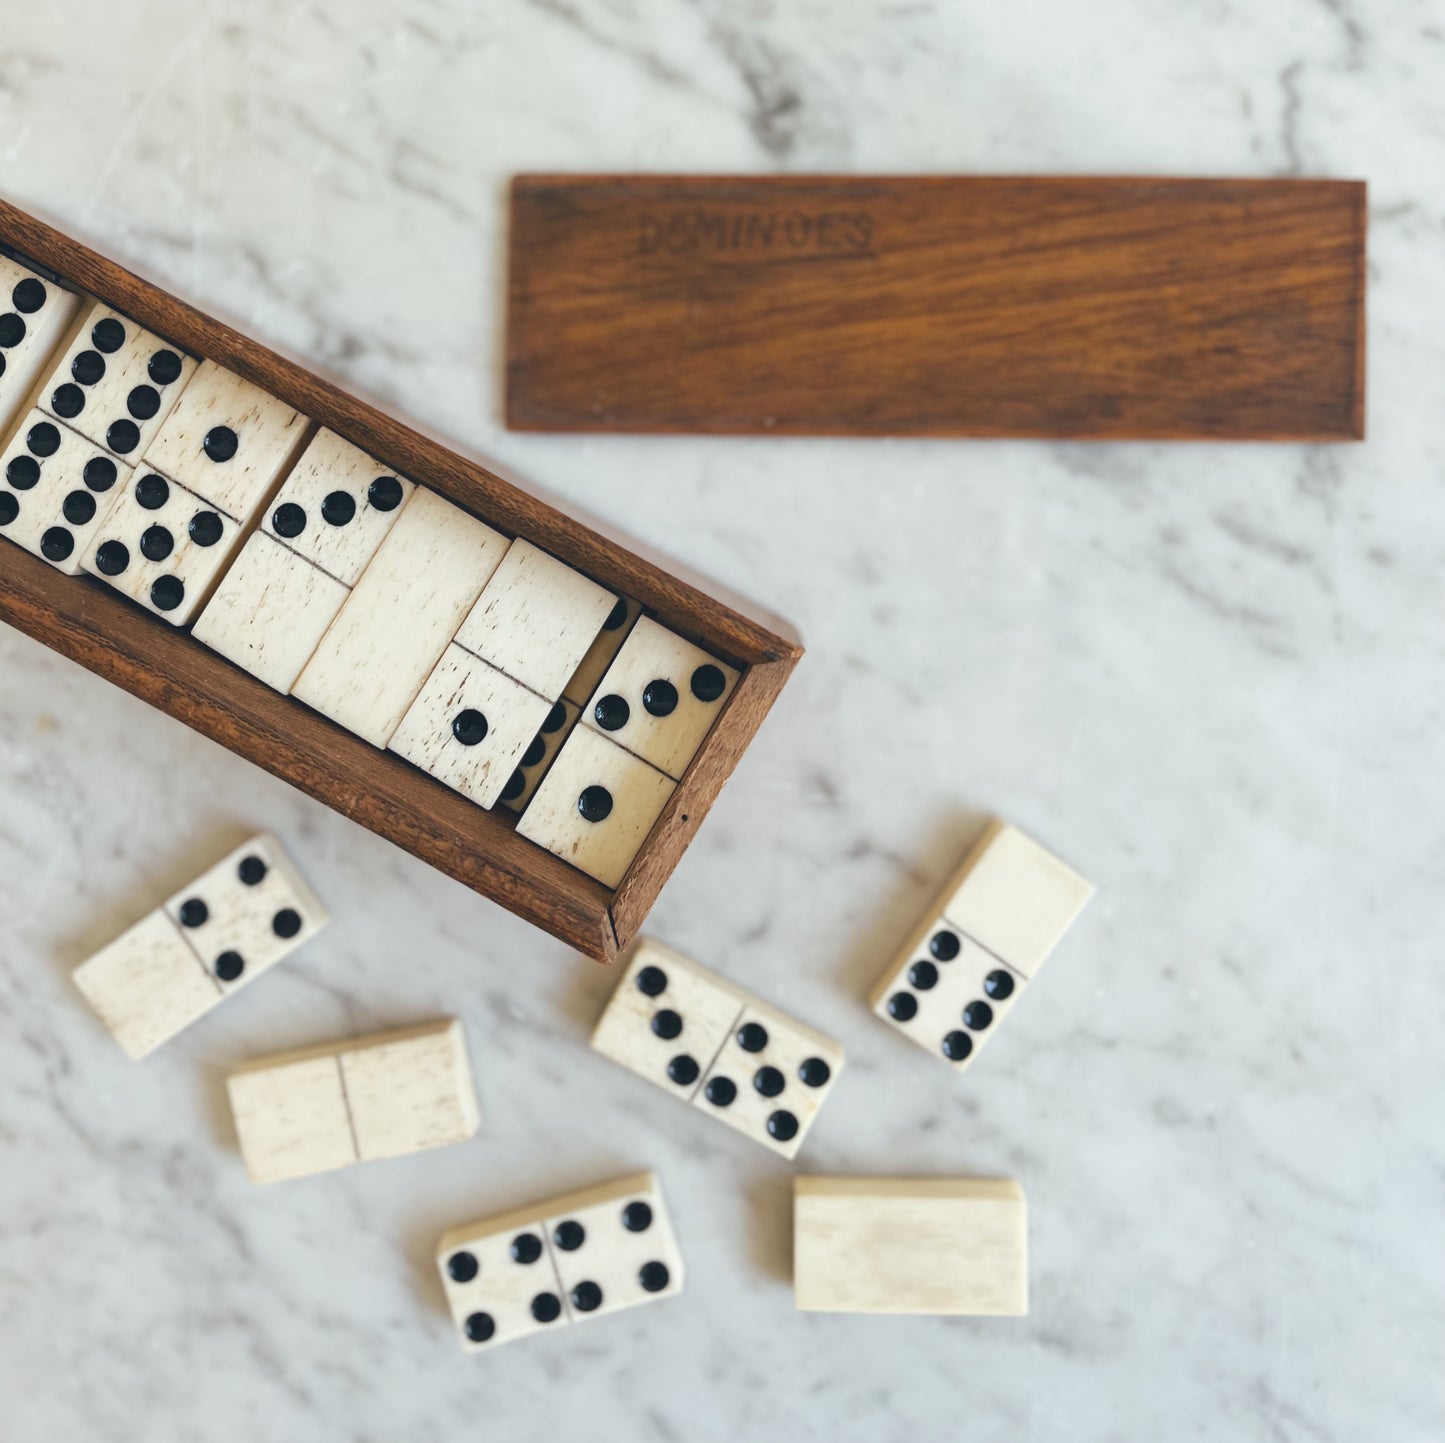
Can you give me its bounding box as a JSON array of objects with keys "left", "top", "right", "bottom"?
[{"left": 1, "top": 2, "right": 1441, "bottom": 1439}]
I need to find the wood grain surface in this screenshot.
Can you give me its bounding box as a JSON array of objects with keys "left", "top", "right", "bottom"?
[
  {"left": 0, "top": 195, "right": 802, "bottom": 962},
  {"left": 507, "top": 174, "right": 1366, "bottom": 440}
]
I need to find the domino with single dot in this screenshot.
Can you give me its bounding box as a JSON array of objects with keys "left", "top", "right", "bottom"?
[
  {"left": 193, "top": 428, "right": 416, "bottom": 691},
  {"left": 0, "top": 410, "right": 132, "bottom": 573},
  {"left": 388, "top": 642, "right": 553, "bottom": 809},
  {"left": 591, "top": 938, "right": 844, "bottom": 1159},
  {"left": 0, "top": 253, "right": 81, "bottom": 436},
  {"left": 580, "top": 615, "right": 738, "bottom": 781},
  {"left": 869, "top": 819, "right": 1093, "bottom": 1072},
  {"left": 140, "top": 358, "right": 310, "bottom": 524},
  {"left": 437, "top": 1171, "right": 683, "bottom": 1352},
  {"left": 514, "top": 724, "right": 674, "bottom": 888},
  {"left": 227, "top": 1018, "right": 480, "bottom": 1184},
  {"left": 72, "top": 833, "right": 328, "bottom": 1060},
  {"left": 35, "top": 299, "right": 197, "bottom": 460}
]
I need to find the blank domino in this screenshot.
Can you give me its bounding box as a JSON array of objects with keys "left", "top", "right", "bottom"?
[
  {"left": 191, "top": 530, "right": 350, "bottom": 692},
  {"left": 292, "top": 487, "right": 509, "bottom": 747},
  {"left": 227, "top": 1018, "right": 479, "bottom": 1184},
  {"left": 454, "top": 538, "right": 617, "bottom": 701},
  {"left": 0, "top": 254, "right": 81, "bottom": 435},
  {"left": 437, "top": 1171, "right": 683, "bottom": 1352},
  {"left": 591, "top": 937, "right": 844, "bottom": 1158},
  {"left": 870, "top": 819, "right": 1093, "bottom": 1072},
  {"left": 793, "top": 1177, "right": 1028, "bottom": 1315},
  {"left": 194, "top": 429, "right": 416, "bottom": 692},
  {"left": 72, "top": 832, "right": 327, "bottom": 1059}
]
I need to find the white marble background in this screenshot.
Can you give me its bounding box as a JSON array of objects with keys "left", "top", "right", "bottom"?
[{"left": 0, "top": 1, "right": 1441, "bottom": 1439}]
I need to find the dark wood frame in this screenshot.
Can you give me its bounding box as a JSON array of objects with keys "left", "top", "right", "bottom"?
[{"left": 0, "top": 195, "right": 802, "bottom": 963}]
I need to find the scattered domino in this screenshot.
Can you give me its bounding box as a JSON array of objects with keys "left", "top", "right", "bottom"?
[
  {"left": 869, "top": 819, "right": 1093, "bottom": 1072},
  {"left": 227, "top": 1018, "right": 480, "bottom": 1184},
  {"left": 81, "top": 466, "right": 245, "bottom": 625},
  {"left": 0, "top": 411, "right": 131, "bottom": 573},
  {"left": 437, "top": 1172, "right": 683, "bottom": 1352},
  {"left": 0, "top": 254, "right": 81, "bottom": 434},
  {"left": 72, "top": 833, "right": 327, "bottom": 1060},
  {"left": 792, "top": 1176, "right": 1028, "bottom": 1315},
  {"left": 291, "top": 487, "right": 509, "bottom": 747},
  {"left": 35, "top": 299, "right": 197, "bottom": 459},
  {"left": 580, "top": 615, "right": 739, "bottom": 780},
  {"left": 591, "top": 938, "right": 843, "bottom": 1158},
  {"left": 454, "top": 538, "right": 617, "bottom": 701},
  {"left": 194, "top": 428, "right": 416, "bottom": 691},
  {"left": 515, "top": 725, "right": 674, "bottom": 888}
]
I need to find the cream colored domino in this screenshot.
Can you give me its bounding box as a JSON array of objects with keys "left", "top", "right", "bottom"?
[
  {"left": 72, "top": 909, "right": 221, "bottom": 1061},
  {"left": 581, "top": 615, "right": 739, "bottom": 780},
  {"left": 515, "top": 725, "right": 674, "bottom": 889},
  {"left": 388, "top": 643, "right": 552, "bottom": 809},
  {"left": 70, "top": 833, "right": 325, "bottom": 1060},
  {"left": 561, "top": 595, "right": 641, "bottom": 707},
  {"left": 541, "top": 1173, "right": 684, "bottom": 1328},
  {"left": 192, "top": 531, "right": 350, "bottom": 692},
  {"left": 0, "top": 411, "right": 131, "bottom": 574},
  {"left": 261, "top": 427, "right": 414, "bottom": 585},
  {"left": 36, "top": 300, "right": 197, "bottom": 460},
  {"left": 228, "top": 1050, "right": 357, "bottom": 1185},
  {"left": 693, "top": 1002, "right": 844, "bottom": 1159},
  {"left": 292, "top": 487, "right": 509, "bottom": 747},
  {"left": 498, "top": 697, "right": 579, "bottom": 813},
  {"left": 81, "top": 466, "right": 244, "bottom": 625},
  {"left": 141, "top": 358, "right": 310, "bottom": 521},
  {"left": 591, "top": 939, "right": 746, "bottom": 1103},
  {"left": 793, "top": 1177, "right": 1028, "bottom": 1316},
  {"left": 228, "top": 1018, "right": 479, "bottom": 1184},
  {"left": 870, "top": 820, "right": 1093, "bottom": 1072},
  {"left": 161, "top": 832, "right": 327, "bottom": 991},
  {"left": 591, "top": 937, "right": 844, "bottom": 1158},
  {"left": 454, "top": 539, "right": 617, "bottom": 701},
  {"left": 339, "top": 1019, "right": 480, "bottom": 1161},
  {"left": 0, "top": 255, "right": 81, "bottom": 434},
  {"left": 437, "top": 1171, "right": 683, "bottom": 1352}
]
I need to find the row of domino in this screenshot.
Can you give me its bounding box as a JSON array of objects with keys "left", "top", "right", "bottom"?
[
  {"left": 70, "top": 818, "right": 1086, "bottom": 1345},
  {"left": 0, "top": 249, "right": 740, "bottom": 889}
]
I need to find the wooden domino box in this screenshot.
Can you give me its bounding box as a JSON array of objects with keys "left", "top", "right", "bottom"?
[
  {"left": 508, "top": 174, "right": 1366, "bottom": 440},
  {"left": 0, "top": 196, "right": 801, "bottom": 963}
]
